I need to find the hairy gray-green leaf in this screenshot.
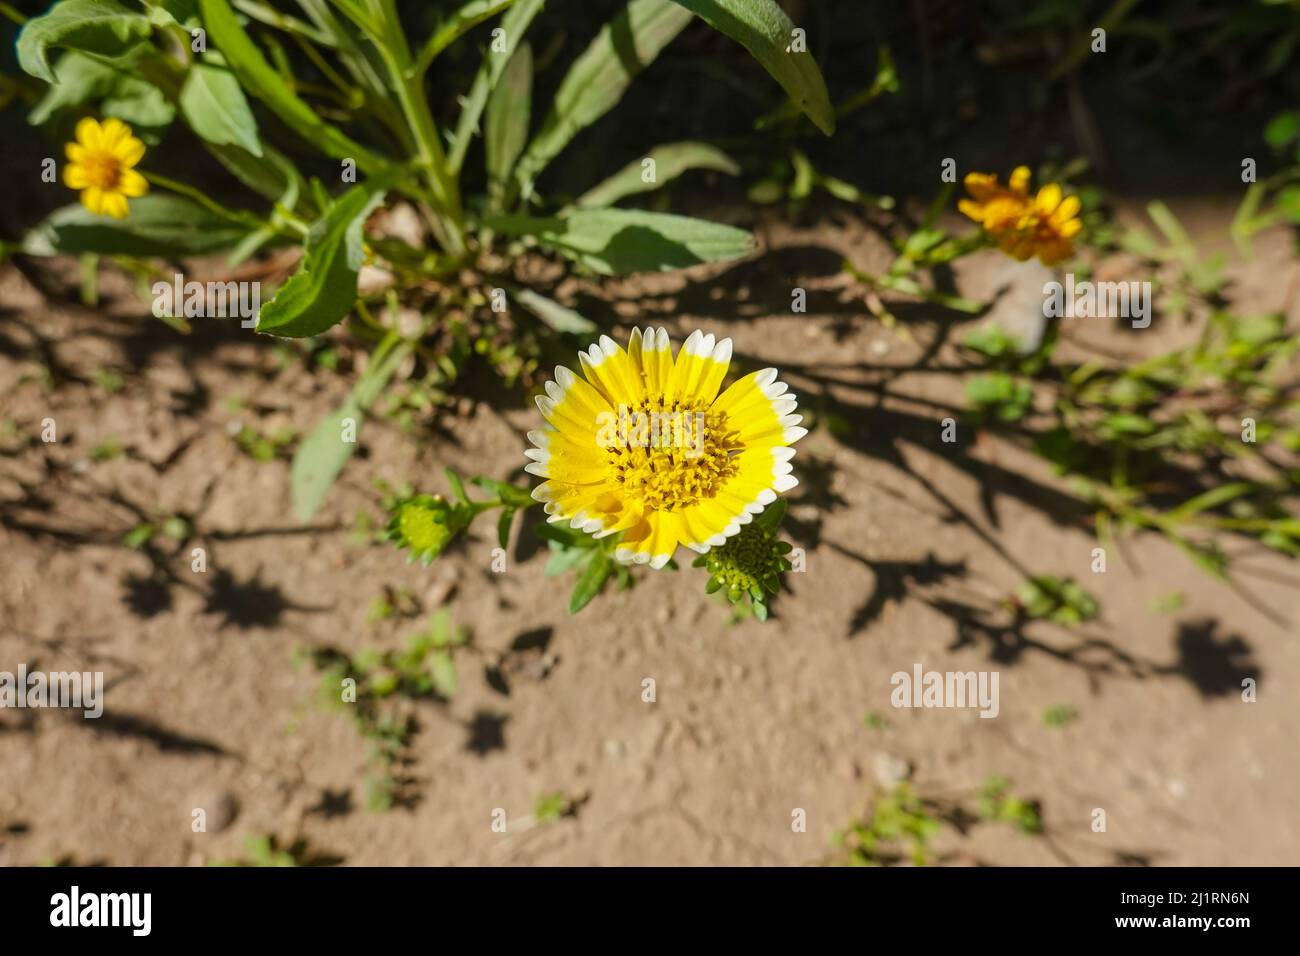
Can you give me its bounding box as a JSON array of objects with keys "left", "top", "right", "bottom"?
[
  {"left": 291, "top": 338, "right": 411, "bottom": 520},
  {"left": 569, "top": 548, "right": 612, "bottom": 613},
  {"left": 512, "top": 287, "right": 597, "bottom": 334},
  {"left": 448, "top": 0, "right": 545, "bottom": 173},
  {"left": 575, "top": 141, "right": 739, "bottom": 208},
  {"left": 147, "top": 0, "right": 200, "bottom": 28},
  {"left": 484, "top": 41, "right": 532, "bottom": 202},
  {"left": 180, "top": 59, "right": 262, "bottom": 156},
  {"left": 29, "top": 50, "right": 174, "bottom": 129},
  {"left": 513, "top": 0, "right": 693, "bottom": 197},
  {"left": 17, "top": 0, "right": 153, "bottom": 83},
  {"left": 488, "top": 208, "right": 754, "bottom": 275},
  {"left": 29, "top": 51, "right": 115, "bottom": 122},
  {"left": 207, "top": 142, "right": 307, "bottom": 209},
  {"left": 669, "top": 0, "right": 834, "bottom": 135},
  {"left": 22, "top": 195, "right": 249, "bottom": 257},
  {"left": 256, "top": 178, "right": 392, "bottom": 338}
]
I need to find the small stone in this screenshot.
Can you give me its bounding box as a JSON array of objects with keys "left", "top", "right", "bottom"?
[
  {"left": 194, "top": 790, "right": 238, "bottom": 833},
  {"left": 979, "top": 257, "right": 1055, "bottom": 353},
  {"left": 873, "top": 752, "right": 912, "bottom": 786},
  {"left": 357, "top": 264, "right": 394, "bottom": 296},
  {"left": 425, "top": 566, "right": 459, "bottom": 607},
  {"left": 378, "top": 203, "right": 426, "bottom": 247}
]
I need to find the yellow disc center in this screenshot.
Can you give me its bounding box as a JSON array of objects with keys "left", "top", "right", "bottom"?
[
  {"left": 80, "top": 153, "right": 123, "bottom": 191},
  {"left": 605, "top": 399, "right": 739, "bottom": 511}
]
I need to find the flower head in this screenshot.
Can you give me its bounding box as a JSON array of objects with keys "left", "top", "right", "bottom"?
[
  {"left": 959, "top": 166, "right": 1081, "bottom": 266},
  {"left": 63, "top": 117, "right": 148, "bottom": 219},
  {"left": 526, "top": 329, "right": 804, "bottom": 569}
]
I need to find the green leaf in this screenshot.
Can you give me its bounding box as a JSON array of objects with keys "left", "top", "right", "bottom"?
[
  {"left": 546, "top": 544, "right": 593, "bottom": 576},
  {"left": 513, "top": 0, "right": 693, "bottom": 197},
  {"left": 29, "top": 51, "right": 115, "bottom": 123},
  {"left": 197, "top": 0, "right": 388, "bottom": 170},
  {"left": 148, "top": 0, "right": 200, "bottom": 29},
  {"left": 207, "top": 142, "right": 306, "bottom": 209},
  {"left": 1264, "top": 111, "right": 1300, "bottom": 150},
  {"left": 22, "top": 195, "right": 249, "bottom": 257},
  {"left": 497, "top": 508, "right": 516, "bottom": 549},
  {"left": 1172, "top": 537, "right": 1229, "bottom": 580},
  {"left": 429, "top": 650, "right": 457, "bottom": 698},
  {"left": 569, "top": 548, "right": 613, "bottom": 613},
  {"left": 1166, "top": 482, "right": 1256, "bottom": 522},
  {"left": 414, "top": 0, "right": 517, "bottom": 74},
  {"left": 534, "top": 522, "right": 596, "bottom": 548},
  {"left": 1276, "top": 185, "right": 1300, "bottom": 224},
  {"left": 485, "top": 40, "right": 532, "bottom": 202},
  {"left": 448, "top": 0, "right": 545, "bottom": 174},
  {"left": 290, "top": 337, "right": 411, "bottom": 520},
  {"left": 755, "top": 497, "right": 787, "bottom": 532},
  {"left": 534, "top": 791, "right": 569, "bottom": 822},
  {"left": 511, "top": 287, "right": 597, "bottom": 334},
  {"left": 29, "top": 50, "right": 174, "bottom": 129},
  {"left": 256, "top": 177, "right": 393, "bottom": 338},
  {"left": 487, "top": 207, "right": 754, "bottom": 275},
  {"left": 574, "top": 141, "right": 740, "bottom": 208},
  {"left": 1100, "top": 413, "right": 1156, "bottom": 437},
  {"left": 469, "top": 476, "right": 534, "bottom": 508},
  {"left": 180, "top": 59, "right": 263, "bottom": 156},
  {"left": 123, "top": 522, "right": 154, "bottom": 549},
  {"left": 668, "top": 0, "right": 834, "bottom": 135},
  {"left": 17, "top": 0, "right": 152, "bottom": 83},
  {"left": 445, "top": 467, "right": 471, "bottom": 504}
]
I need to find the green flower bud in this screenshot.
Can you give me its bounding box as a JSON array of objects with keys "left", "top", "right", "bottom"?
[
  {"left": 693, "top": 501, "right": 793, "bottom": 621},
  {"left": 386, "top": 494, "right": 465, "bottom": 565}
]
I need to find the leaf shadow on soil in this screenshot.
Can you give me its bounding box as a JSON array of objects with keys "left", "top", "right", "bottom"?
[
  {"left": 748, "top": 338, "right": 1299, "bottom": 634},
  {"left": 1159, "top": 618, "right": 1261, "bottom": 698},
  {"left": 307, "top": 788, "right": 355, "bottom": 819},
  {"left": 484, "top": 627, "right": 557, "bottom": 697},
  {"left": 464, "top": 709, "right": 509, "bottom": 756},
  {"left": 83, "top": 711, "right": 231, "bottom": 756},
  {"left": 201, "top": 568, "right": 330, "bottom": 631}
]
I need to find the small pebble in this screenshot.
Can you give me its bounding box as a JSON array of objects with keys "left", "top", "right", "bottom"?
[{"left": 873, "top": 752, "right": 912, "bottom": 786}]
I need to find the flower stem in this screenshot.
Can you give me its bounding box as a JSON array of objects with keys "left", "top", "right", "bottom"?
[{"left": 371, "top": 0, "right": 468, "bottom": 260}]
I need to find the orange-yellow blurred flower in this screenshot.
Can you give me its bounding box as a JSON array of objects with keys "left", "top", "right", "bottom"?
[
  {"left": 959, "top": 166, "right": 1082, "bottom": 266},
  {"left": 63, "top": 117, "right": 148, "bottom": 219}
]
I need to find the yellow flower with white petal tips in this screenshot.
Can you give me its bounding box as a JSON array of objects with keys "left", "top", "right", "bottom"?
[
  {"left": 63, "top": 117, "right": 149, "bottom": 219},
  {"left": 526, "top": 329, "right": 805, "bottom": 569}
]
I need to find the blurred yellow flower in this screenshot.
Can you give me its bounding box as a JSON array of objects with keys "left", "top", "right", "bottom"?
[
  {"left": 63, "top": 117, "right": 148, "bottom": 219},
  {"left": 959, "top": 166, "right": 1082, "bottom": 266}
]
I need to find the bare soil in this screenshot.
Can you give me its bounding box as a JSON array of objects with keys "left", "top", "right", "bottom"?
[{"left": 2, "top": 200, "right": 1298, "bottom": 867}]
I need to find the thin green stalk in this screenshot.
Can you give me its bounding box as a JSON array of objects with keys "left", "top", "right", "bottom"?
[
  {"left": 369, "top": 0, "right": 467, "bottom": 259},
  {"left": 142, "top": 171, "right": 280, "bottom": 233},
  {"left": 234, "top": 0, "right": 335, "bottom": 45},
  {"left": 411, "top": 0, "right": 517, "bottom": 77}
]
